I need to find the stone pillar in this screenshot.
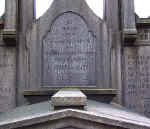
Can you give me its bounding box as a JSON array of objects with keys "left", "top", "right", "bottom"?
[
  {"left": 5, "top": 0, "right": 17, "bottom": 29},
  {"left": 3, "top": 0, "right": 17, "bottom": 45},
  {"left": 17, "top": 0, "right": 35, "bottom": 106},
  {"left": 104, "top": 0, "right": 122, "bottom": 104},
  {"left": 121, "top": 0, "right": 137, "bottom": 42},
  {"left": 104, "top": 0, "right": 120, "bottom": 31},
  {"left": 0, "top": 0, "right": 17, "bottom": 112}
]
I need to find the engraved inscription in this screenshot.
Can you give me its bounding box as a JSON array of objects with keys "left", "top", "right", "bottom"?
[
  {"left": 42, "top": 12, "right": 96, "bottom": 86},
  {"left": 124, "top": 47, "right": 150, "bottom": 117},
  {"left": 0, "top": 48, "right": 16, "bottom": 112}
]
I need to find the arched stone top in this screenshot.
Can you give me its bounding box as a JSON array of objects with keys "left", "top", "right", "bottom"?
[
  {"left": 37, "top": 0, "right": 102, "bottom": 40},
  {"left": 26, "top": 0, "right": 111, "bottom": 89},
  {"left": 35, "top": 0, "right": 103, "bottom": 19},
  {"left": 42, "top": 12, "right": 96, "bottom": 86}
]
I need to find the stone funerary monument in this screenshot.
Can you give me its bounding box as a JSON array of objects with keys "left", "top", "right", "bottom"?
[{"left": 0, "top": 0, "right": 150, "bottom": 129}]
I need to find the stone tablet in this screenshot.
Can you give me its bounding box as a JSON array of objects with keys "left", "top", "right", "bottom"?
[
  {"left": 42, "top": 12, "right": 96, "bottom": 86},
  {"left": 123, "top": 47, "right": 150, "bottom": 117},
  {"left": 0, "top": 47, "right": 16, "bottom": 112}
]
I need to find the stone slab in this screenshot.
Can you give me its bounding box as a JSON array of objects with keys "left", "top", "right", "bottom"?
[
  {"left": 0, "top": 47, "right": 16, "bottom": 113},
  {"left": 25, "top": 0, "right": 111, "bottom": 92},
  {"left": 123, "top": 46, "right": 150, "bottom": 117},
  {"left": 42, "top": 12, "right": 96, "bottom": 86},
  {"left": 51, "top": 89, "right": 87, "bottom": 107}
]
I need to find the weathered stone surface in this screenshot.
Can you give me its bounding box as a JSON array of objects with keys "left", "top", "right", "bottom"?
[
  {"left": 3, "top": 29, "right": 16, "bottom": 45},
  {"left": 121, "top": 0, "right": 136, "bottom": 31},
  {"left": 121, "top": 0, "right": 137, "bottom": 44},
  {"left": 17, "top": 0, "right": 35, "bottom": 105},
  {"left": 0, "top": 47, "right": 16, "bottom": 113},
  {"left": 63, "top": 127, "right": 81, "bottom": 129},
  {"left": 104, "top": 0, "right": 122, "bottom": 104},
  {"left": 0, "top": 101, "right": 150, "bottom": 129},
  {"left": 19, "top": 118, "right": 124, "bottom": 129},
  {"left": 51, "top": 89, "right": 87, "bottom": 108},
  {"left": 3, "top": 0, "right": 150, "bottom": 124},
  {"left": 137, "top": 27, "right": 150, "bottom": 42},
  {"left": 25, "top": 0, "right": 111, "bottom": 91},
  {"left": 42, "top": 12, "right": 96, "bottom": 86},
  {"left": 5, "top": 0, "right": 16, "bottom": 29},
  {"left": 123, "top": 46, "right": 150, "bottom": 117}
]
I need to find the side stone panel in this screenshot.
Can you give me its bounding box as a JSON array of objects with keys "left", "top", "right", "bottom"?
[
  {"left": 123, "top": 46, "right": 150, "bottom": 117},
  {"left": 0, "top": 46, "right": 16, "bottom": 113}
]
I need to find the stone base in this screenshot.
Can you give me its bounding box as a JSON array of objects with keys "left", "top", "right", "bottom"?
[{"left": 51, "top": 89, "right": 87, "bottom": 110}]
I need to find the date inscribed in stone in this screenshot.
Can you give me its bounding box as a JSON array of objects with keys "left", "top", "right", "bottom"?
[{"left": 42, "top": 12, "right": 96, "bottom": 86}]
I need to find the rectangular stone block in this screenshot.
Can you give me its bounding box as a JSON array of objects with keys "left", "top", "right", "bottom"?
[
  {"left": 51, "top": 89, "right": 87, "bottom": 108},
  {"left": 123, "top": 46, "right": 150, "bottom": 117},
  {"left": 0, "top": 47, "right": 16, "bottom": 113}
]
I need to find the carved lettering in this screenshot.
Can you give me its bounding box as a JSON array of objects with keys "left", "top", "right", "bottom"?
[
  {"left": 42, "top": 12, "right": 96, "bottom": 86},
  {"left": 0, "top": 48, "right": 16, "bottom": 112},
  {"left": 124, "top": 48, "right": 150, "bottom": 117}
]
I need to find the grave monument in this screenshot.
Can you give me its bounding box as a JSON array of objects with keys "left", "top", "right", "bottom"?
[{"left": 0, "top": 0, "right": 150, "bottom": 128}]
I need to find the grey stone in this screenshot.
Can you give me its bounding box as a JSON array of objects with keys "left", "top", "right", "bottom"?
[
  {"left": 19, "top": 118, "right": 124, "bottom": 129},
  {"left": 0, "top": 47, "right": 16, "bottom": 113},
  {"left": 123, "top": 46, "right": 150, "bottom": 117},
  {"left": 3, "top": 29, "right": 16, "bottom": 45},
  {"left": 0, "top": 101, "right": 150, "bottom": 129},
  {"left": 5, "top": 0, "right": 16, "bottom": 29},
  {"left": 2, "top": 0, "right": 150, "bottom": 123},
  {"left": 121, "top": 0, "right": 137, "bottom": 43},
  {"left": 51, "top": 89, "right": 87, "bottom": 109},
  {"left": 42, "top": 12, "right": 96, "bottom": 86},
  {"left": 17, "top": 0, "right": 35, "bottom": 105},
  {"left": 121, "top": 0, "right": 136, "bottom": 31},
  {"left": 104, "top": 0, "right": 120, "bottom": 31},
  {"left": 63, "top": 127, "right": 81, "bottom": 129},
  {"left": 24, "top": 0, "right": 111, "bottom": 92},
  {"left": 104, "top": 0, "right": 122, "bottom": 104}
]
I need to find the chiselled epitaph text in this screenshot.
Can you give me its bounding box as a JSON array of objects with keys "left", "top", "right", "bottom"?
[
  {"left": 0, "top": 48, "right": 16, "bottom": 112},
  {"left": 124, "top": 47, "right": 150, "bottom": 117},
  {"left": 42, "top": 12, "right": 96, "bottom": 86}
]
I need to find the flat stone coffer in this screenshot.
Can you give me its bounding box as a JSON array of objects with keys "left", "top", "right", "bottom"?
[{"left": 51, "top": 89, "right": 87, "bottom": 110}]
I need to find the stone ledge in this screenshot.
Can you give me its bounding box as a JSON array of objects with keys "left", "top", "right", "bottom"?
[
  {"left": 24, "top": 89, "right": 118, "bottom": 104},
  {"left": 3, "top": 29, "right": 16, "bottom": 46},
  {"left": 123, "top": 29, "right": 137, "bottom": 44},
  {"left": 136, "top": 18, "right": 150, "bottom": 28},
  {"left": 24, "top": 89, "right": 118, "bottom": 96}
]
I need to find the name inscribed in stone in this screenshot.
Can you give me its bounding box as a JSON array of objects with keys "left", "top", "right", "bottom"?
[
  {"left": 124, "top": 47, "right": 150, "bottom": 117},
  {"left": 0, "top": 48, "right": 16, "bottom": 112},
  {"left": 42, "top": 12, "right": 96, "bottom": 86}
]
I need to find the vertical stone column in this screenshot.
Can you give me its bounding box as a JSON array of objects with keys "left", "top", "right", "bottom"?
[
  {"left": 3, "top": 0, "right": 17, "bottom": 45},
  {"left": 121, "top": 0, "right": 137, "bottom": 42},
  {"left": 17, "top": 0, "right": 35, "bottom": 105},
  {"left": 5, "top": 0, "right": 17, "bottom": 29},
  {"left": 104, "top": 0, "right": 122, "bottom": 104},
  {"left": 0, "top": 0, "right": 17, "bottom": 112},
  {"left": 104, "top": 0, "right": 120, "bottom": 31}
]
